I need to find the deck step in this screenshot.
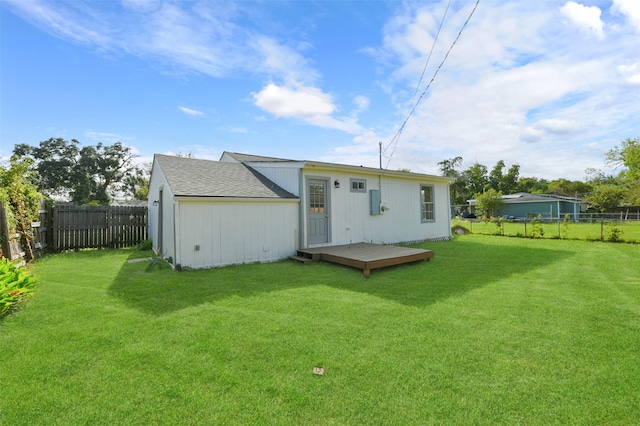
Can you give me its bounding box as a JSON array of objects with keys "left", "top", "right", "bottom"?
[
  {"left": 296, "top": 250, "right": 321, "bottom": 261},
  {"left": 288, "top": 255, "right": 315, "bottom": 264}
]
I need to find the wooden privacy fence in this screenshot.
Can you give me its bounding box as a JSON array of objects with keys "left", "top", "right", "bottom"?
[{"left": 53, "top": 205, "right": 148, "bottom": 250}]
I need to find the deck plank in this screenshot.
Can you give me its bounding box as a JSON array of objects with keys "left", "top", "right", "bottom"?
[{"left": 297, "top": 243, "right": 434, "bottom": 277}]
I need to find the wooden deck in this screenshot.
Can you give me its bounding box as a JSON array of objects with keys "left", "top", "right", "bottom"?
[{"left": 291, "top": 243, "right": 434, "bottom": 277}]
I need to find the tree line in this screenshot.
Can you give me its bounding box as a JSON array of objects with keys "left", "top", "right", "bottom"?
[
  {"left": 1, "top": 138, "right": 148, "bottom": 260},
  {"left": 4, "top": 135, "right": 639, "bottom": 211},
  {"left": 438, "top": 137, "right": 639, "bottom": 213},
  {"left": 11, "top": 138, "right": 148, "bottom": 205}
]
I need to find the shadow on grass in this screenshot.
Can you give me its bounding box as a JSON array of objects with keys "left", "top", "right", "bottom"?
[{"left": 107, "top": 237, "right": 574, "bottom": 315}]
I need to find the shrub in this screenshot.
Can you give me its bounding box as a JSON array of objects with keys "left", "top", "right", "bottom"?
[
  {"left": 138, "top": 239, "right": 153, "bottom": 251},
  {"left": 1, "top": 256, "right": 36, "bottom": 319},
  {"left": 146, "top": 249, "right": 170, "bottom": 272},
  {"left": 606, "top": 222, "right": 624, "bottom": 243},
  {"left": 528, "top": 214, "right": 545, "bottom": 239},
  {"left": 489, "top": 217, "right": 504, "bottom": 236},
  {"left": 561, "top": 214, "right": 571, "bottom": 239}
]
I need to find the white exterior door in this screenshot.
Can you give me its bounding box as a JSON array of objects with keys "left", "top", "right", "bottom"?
[{"left": 307, "top": 179, "right": 329, "bottom": 244}]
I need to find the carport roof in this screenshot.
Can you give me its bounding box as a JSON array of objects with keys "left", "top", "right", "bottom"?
[
  {"left": 154, "top": 154, "right": 297, "bottom": 199},
  {"left": 468, "top": 192, "right": 585, "bottom": 204}
]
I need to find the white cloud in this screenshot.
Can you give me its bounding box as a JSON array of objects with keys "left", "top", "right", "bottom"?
[
  {"left": 252, "top": 83, "right": 363, "bottom": 134},
  {"left": 5, "top": 0, "right": 637, "bottom": 181},
  {"left": 4, "top": 0, "right": 296, "bottom": 81},
  {"left": 85, "top": 131, "right": 131, "bottom": 143},
  {"left": 4, "top": 0, "right": 111, "bottom": 47},
  {"left": 226, "top": 127, "right": 252, "bottom": 134},
  {"left": 617, "top": 63, "right": 640, "bottom": 85},
  {"left": 534, "top": 118, "right": 582, "bottom": 135},
  {"left": 120, "top": 0, "right": 160, "bottom": 13},
  {"left": 253, "top": 84, "right": 335, "bottom": 117},
  {"left": 5, "top": 0, "right": 369, "bottom": 138},
  {"left": 353, "top": 95, "right": 370, "bottom": 111},
  {"left": 139, "top": 3, "right": 245, "bottom": 77},
  {"left": 250, "top": 36, "right": 319, "bottom": 86},
  {"left": 327, "top": 1, "right": 638, "bottom": 180},
  {"left": 560, "top": 1, "right": 605, "bottom": 39},
  {"left": 612, "top": 0, "right": 640, "bottom": 31},
  {"left": 178, "top": 106, "right": 204, "bottom": 116},
  {"left": 520, "top": 127, "right": 545, "bottom": 143}
]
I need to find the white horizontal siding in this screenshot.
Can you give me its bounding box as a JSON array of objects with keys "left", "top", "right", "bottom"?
[
  {"left": 248, "top": 165, "right": 301, "bottom": 196},
  {"left": 175, "top": 199, "right": 299, "bottom": 269},
  {"left": 302, "top": 171, "right": 451, "bottom": 247},
  {"left": 148, "top": 159, "right": 176, "bottom": 261}
]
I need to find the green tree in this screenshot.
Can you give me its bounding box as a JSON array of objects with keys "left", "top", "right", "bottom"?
[
  {"left": 14, "top": 138, "right": 79, "bottom": 199},
  {"left": 488, "top": 160, "right": 505, "bottom": 192},
  {"left": 475, "top": 188, "right": 505, "bottom": 218},
  {"left": 606, "top": 137, "right": 640, "bottom": 180},
  {"left": 488, "top": 160, "right": 520, "bottom": 194},
  {"left": 585, "top": 167, "right": 617, "bottom": 185},
  {"left": 438, "top": 156, "right": 466, "bottom": 205},
  {"left": 606, "top": 137, "right": 640, "bottom": 205},
  {"left": 0, "top": 157, "right": 43, "bottom": 261},
  {"left": 502, "top": 163, "right": 520, "bottom": 194},
  {"left": 124, "top": 163, "right": 150, "bottom": 201},
  {"left": 14, "top": 138, "right": 140, "bottom": 205},
  {"left": 586, "top": 184, "right": 626, "bottom": 212},
  {"left": 514, "top": 177, "right": 548, "bottom": 194},
  {"left": 463, "top": 163, "right": 489, "bottom": 197},
  {"left": 547, "top": 179, "right": 592, "bottom": 197}
]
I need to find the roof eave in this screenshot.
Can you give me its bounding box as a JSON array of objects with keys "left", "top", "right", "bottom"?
[
  {"left": 303, "top": 161, "right": 455, "bottom": 183},
  {"left": 174, "top": 195, "right": 299, "bottom": 202}
]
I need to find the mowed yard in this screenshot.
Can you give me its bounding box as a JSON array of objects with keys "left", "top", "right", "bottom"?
[{"left": 1, "top": 235, "right": 639, "bottom": 425}]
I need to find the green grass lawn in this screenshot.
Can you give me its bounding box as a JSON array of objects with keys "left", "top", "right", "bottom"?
[
  {"left": 453, "top": 218, "right": 640, "bottom": 242},
  {"left": 1, "top": 236, "right": 639, "bottom": 424}
]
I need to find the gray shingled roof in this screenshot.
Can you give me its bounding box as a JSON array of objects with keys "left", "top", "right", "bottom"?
[
  {"left": 469, "top": 192, "right": 584, "bottom": 204},
  {"left": 501, "top": 193, "right": 583, "bottom": 203},
  {"left": 155, "top": 154, "right": 297, "bottom": 199}
]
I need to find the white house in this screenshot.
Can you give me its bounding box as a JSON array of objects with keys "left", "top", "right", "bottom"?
[{"left": 148, "top": 152, "right": 453, "bottom": 269}]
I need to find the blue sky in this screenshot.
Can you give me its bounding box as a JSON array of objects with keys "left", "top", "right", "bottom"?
[{"left": 1, "top": 0, "right": 639, "bottom": 181}]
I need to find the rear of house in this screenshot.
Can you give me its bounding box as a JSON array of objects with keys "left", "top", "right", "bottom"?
[
  {"left": 148, "top": 154, "right": 299, "bottom": 269},
  {"left": 223, "top": 153, "right": 453, "bottom": 247},
  {"left": 149, "top": 152, "right": 453, "bottom": 269}
]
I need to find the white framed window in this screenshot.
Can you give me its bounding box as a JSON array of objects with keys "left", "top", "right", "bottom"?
[
  {"left": 420, "top": 184, "right": 435, "bottom": 222},
  {"left": 350, "top": 178, "right": 366, "bottom": 193}
]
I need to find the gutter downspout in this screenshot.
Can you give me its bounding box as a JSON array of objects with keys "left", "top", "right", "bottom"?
[
  {"left": 174, "top": 200, "right": 179, "bottom": 268},
  {"left": 379, "top": 174, "right": 382, "bottom": 213},
  {"left": 298, "top": 168, "right": 305, "bottom": 249},
  {"left": 447, "top": 181, "right": 453, "bottom": 239}
]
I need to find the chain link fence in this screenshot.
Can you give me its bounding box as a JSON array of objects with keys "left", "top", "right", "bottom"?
[{"left": 453, "top": 213, "right": 640, "bottom": 243}]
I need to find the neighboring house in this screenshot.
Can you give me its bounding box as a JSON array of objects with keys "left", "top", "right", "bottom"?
[
  {"left": 468, "top": 192, "right": 587, "bottom": 220},
  {"left": 148, "top": 152, "right": 454, "bottom": 269}
]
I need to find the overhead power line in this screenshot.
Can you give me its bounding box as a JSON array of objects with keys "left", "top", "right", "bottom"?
[
  {"left": 383, "top": 0, "right": 481, "bottom": 169},
  {"left": 408, "top": 0, "right": 452, "bottom": 110}
]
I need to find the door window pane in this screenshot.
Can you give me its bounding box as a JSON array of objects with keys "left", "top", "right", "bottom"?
[{"left": 309, "top": 183, "right": 325, "bottom": 213}]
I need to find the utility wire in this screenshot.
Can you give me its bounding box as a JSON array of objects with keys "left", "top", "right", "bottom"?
[
  {"left": 407, "top": 0, "right": 452, "bottom": 110},
  {"left": 384, "top": 0, "right": 480, "bottom": 169}
]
